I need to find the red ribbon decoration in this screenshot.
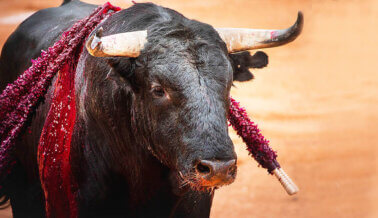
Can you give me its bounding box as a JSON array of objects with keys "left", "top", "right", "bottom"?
[
  {"left": 35, "top": 3, "right": 120, "bottom": 218},
  {"left": 38, "top": 62, "right": 78, "bottom": 217}
]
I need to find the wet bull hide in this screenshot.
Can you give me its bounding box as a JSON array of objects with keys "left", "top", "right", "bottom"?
[{"left": 0, "top": 1, "right": 268, "bottom": 217}]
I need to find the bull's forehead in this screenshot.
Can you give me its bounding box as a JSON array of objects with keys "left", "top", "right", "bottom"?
[{"left": 145, "top": 40, "right": 233, "bottom": 92}]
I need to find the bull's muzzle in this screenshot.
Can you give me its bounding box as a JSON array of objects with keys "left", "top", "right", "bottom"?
[{"left": 195, "top": 159, "right": 237, "bottom": 187}]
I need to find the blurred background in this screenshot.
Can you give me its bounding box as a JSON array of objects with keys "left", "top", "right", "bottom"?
[{"left": 0, "top": 0, "right": 377, "bottom": 217}]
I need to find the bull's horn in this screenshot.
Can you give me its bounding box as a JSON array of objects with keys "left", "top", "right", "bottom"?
[
  {"left": 216, "top": 11, "right": 303, "bottom": 53},
  {"left": 86, "top": 27, "right": 148, "bottom": 57}
]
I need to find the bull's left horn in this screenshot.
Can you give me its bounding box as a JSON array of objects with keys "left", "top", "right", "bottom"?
[
  {"left": 86, "top": 27, "right": 148, "bottom": 57},
  {"left": 216, "top": 11, "right": 303, "bottom": 53}
]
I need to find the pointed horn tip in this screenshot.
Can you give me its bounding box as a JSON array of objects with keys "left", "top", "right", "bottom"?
[
  {"left": 85, "top": 35, "right": 98, "bottom": 56},
  {"left": 296, "top": 11, "right": 304, "bottom": 34},
  {"left": 284, "top": 11, "right": 304, "bottom": 38},
  {"left": 85, "top": 35, "right": 94, "bottom": 53},
  {"left": 96, "top": 27, "right": 104, "bottom": 38},
  {"left": 86, "top": 28, "right": 105, "bottom": 57},
  {"left": 269, "top": 10, "right": 304, "bottom": 46}
]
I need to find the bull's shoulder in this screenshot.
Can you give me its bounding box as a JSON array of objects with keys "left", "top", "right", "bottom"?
[{"left": 0, "top": 1, "right": 96, "bottom": 90}]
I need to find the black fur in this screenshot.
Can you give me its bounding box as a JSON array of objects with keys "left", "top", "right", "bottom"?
[
  {"left": 0, "top": 1, "right": 265, "bottom": 217},
  {"left": 230, "top": 51, "right": 268, "bottom": 81},
  {"left": 61, "top": 0, "right": 74, "bottom": 5}
]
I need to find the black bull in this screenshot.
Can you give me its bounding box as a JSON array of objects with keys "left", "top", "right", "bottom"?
[{"left": 0, "top": 1, "right": 268, "bottom": 217}]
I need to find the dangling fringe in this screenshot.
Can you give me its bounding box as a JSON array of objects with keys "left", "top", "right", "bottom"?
[{"left": 228, "top": 97, "right": 280, "bottom": 173}]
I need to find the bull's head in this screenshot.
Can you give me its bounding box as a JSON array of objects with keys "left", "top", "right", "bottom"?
[{"left": 85, "top": 5, "right": 303, "bottom": 192}]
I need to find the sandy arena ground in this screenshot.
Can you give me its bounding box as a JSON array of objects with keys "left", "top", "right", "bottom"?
[{"left": 0, "top": 0, "right": 377, "bottom": 217}]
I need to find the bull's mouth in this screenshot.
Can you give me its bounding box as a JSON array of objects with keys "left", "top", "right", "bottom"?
[
  {"left": 177, "top": 160, "right": 237, "bottom": 192},
  {"left": 146, "top": 143, "right": 238, "bottom": 191}
]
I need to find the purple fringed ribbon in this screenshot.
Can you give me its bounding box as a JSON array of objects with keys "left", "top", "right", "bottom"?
[{"left": 228, "top": 97, "right": 280, "bottom": 173}]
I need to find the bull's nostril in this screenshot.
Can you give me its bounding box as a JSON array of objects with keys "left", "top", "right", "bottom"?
[
  {"left": 196, "top": 162, "right": 211, "bottom": 174},
  {"left": 228, "top": 165, "right": 237, "bottom": 177}
]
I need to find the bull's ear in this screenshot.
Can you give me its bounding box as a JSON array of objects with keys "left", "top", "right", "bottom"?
[
  {"left": 106, "top": 57, "right": 137, "bottom": 88},
  {"left": 229, "top": 51, "right": 268, "bottom": 82},
  {"left": 107, "top": 58, "right": 135, "bottom": 78},
  {"left": 105, "top": 57, "right": 138, "bottom": 92}
]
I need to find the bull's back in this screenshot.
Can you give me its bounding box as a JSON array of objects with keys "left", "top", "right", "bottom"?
[{"left": 0, "top": 0, "right": 96, "bottom": 91}]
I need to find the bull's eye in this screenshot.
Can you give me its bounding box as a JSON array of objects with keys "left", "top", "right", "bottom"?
[{"left": 151, "top": 86, "right": 166, "bottom": 98}]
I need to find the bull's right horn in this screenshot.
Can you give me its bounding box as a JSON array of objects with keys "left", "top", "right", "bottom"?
[
  {"left": 216, "top": 12, "right": 304, "bottom": 53},
  {"left": 86, "top": 27, "right": 148, "bottom": 57}
]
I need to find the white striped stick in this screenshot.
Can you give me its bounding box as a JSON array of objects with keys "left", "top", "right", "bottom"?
[{"left": 272, "top": 167, "right": 299, "bottom": 195}]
